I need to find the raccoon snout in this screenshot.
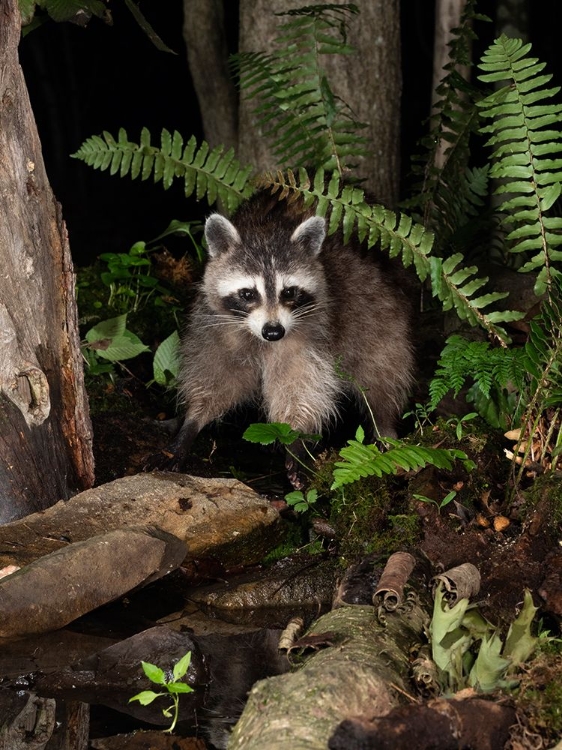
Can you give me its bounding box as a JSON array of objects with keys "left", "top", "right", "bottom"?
[{"left": 262, "top": 322, "right": 286, "bottom": 341}]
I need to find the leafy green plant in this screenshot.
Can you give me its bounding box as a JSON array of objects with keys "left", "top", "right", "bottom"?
[
  {"left": 82, "top": 313, "right": 180, "bottom": 386},
  {"left": 430, "top": 585, "right": 539, "bottom": 692},
  {"left": 82, "top": 313, "right": 150, "bottom": 378},
  {"left": 243, "top": 422, "right": 321, "bottom": 481},
  {"left": 477, "top": 36, "right": 562, "bottom": 296},
  {"left": 129, "top": 651, "right": 194, "bottom": 733},
  {"left": 72, "top": 128, "right": 254, "bottom": 215},
  {"left": 413, "top": 490, "right": 457, "bottom": 512},
  {"left": 427, "top": 335, "right": 524, "bottom": 430},
  {"left": 405, "top": 1, "right": 491, "bottom": 257},
  {"left": 331, "top": 426, "right": 475, "bottom": 490},
  {"left": 285, "top": 488, "right": 319, "bottom": 514},
  {"left": 99, "top": 241, "right": 169, "bottom": 314}
]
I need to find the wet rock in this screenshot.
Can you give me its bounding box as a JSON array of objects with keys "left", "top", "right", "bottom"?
[
  {"left": 0, "top": 527, "right": 186, "bottom": 640},
  {"left": 188, "top": 557, "right": 339, "bottom": 626},
  {"left": 0, "top": 473, "right": 281, "bottom": 571},
  {"left": 36, "top": 624, "right": 289, "bottom": 745},
  {"left": 35, "top": 626, "right": 204, "bottom": 726}
]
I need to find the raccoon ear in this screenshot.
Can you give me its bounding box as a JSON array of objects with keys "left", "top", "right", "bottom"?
[
  {"left": 205, "top": 214, "right": 241, "bottom": 257},
  {"left": 291, "top": 216, "right": 326, "bottom": 257}
]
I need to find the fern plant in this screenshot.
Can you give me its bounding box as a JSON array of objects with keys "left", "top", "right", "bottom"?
[
  {"left": 331, "top": 427, "right": 475, "bottom": 490},
  {"left": 72, "top": 128, "right": 254, "bottom": 214},
  {"left": 477, "top": 35, "right": 562, "bottom": 296},
  {"left": 428, "top": 334, "right": 525, "bottom": 430},
  {"left": 232, "top": 4, "right": 368, "bottom": 173}
]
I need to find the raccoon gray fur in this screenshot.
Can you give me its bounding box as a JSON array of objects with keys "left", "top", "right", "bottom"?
[{"left": 169, "top": 190, "right": 414, "bottom": 470}]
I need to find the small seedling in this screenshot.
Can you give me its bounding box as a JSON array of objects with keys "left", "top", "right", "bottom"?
[
  {"left": 446, "top": 412, "right": 478, "bottom": 441},
  {"left": 403, "top": 402, "right": 435, "bottom": 434},
  {"left": 129, "top": 651, "right": 194, "bottom": 733},
  {"left": 285, "top": 488, "right": 319, "bottom": 514},
  {"left": 413, "top": 490, "right": 457, "bottom": 511}
]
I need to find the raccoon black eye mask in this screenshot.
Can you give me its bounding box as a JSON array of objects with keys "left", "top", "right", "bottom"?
[{"left": 147, "top": 189, "right": 414, "bottom": 486}]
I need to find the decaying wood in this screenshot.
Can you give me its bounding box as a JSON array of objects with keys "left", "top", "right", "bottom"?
[
  {"left": 229, "top": 602, "right": 427, "bottom": 750},
  {"left": 0, "top": 688, "right": 55, "bottom": 749},
  {"left": 45, "top": 701, "right": 89, "bottom": 750},
  {"left": 433, "top": 562, "right": 481, "bottom": 604},
  {"left": 328, "top": 696, "right": 517, "bottom": 750},
  {"left": 0, "top": 0, "right": 94, "bottom": 523},
  {"left": 374, "top": 551, "right": 417, "bottom": 610}
]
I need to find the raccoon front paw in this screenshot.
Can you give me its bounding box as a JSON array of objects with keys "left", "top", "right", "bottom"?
[
  {"left": 142, "top": 448, "right": 186, "bottom": 473},
  {"left": 285, "top": 454, "right": 308, "bottom": 491}
]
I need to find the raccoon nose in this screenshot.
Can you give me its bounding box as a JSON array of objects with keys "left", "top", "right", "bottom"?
[{"left": 262, "top": 322, "right": 285, "bottom": 341}]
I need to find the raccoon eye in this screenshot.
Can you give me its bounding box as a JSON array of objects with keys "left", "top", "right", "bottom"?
[
  {"left": 281, "top": 286, "right": 298, "bottom": 301},
  {"left": 239, "top": 288, "right": 257, "bottom": 302}
]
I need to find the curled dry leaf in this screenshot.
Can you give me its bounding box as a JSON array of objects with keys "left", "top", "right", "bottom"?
[{"left": 373, "top": 551, "right": 416, "bottom": 611}]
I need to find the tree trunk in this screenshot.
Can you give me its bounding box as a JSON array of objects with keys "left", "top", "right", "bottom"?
[
  {"left": 184, "top": 1, "right": 402, "bottom": 207},
  {"left": 182, "top": 0, "right": 238, "bottom": 151},
  {"left": 237, "top": 0, "right": 401, "bottom": 206},
  {"left": 0, "top": 0, "right": 94, "bottom": 523}
]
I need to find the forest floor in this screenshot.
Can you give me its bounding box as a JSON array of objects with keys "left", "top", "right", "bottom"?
[{"left": 88, "top": 369, "right": 562, "bottom": 748}]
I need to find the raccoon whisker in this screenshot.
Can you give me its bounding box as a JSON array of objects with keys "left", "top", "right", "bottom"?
[
  {"left": 291, "top": 303, "right": 323, "bottom": 320},
  {"left": 199, "top": 314, "right": 248, "bottom": 329}
]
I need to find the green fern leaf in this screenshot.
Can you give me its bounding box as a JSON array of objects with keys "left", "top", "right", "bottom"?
[
  {"left": 331, "top": 437, "right": 471, "bottom": 489},
  {"left": 72, "top": 129, "right": 254, "bottom": 213},
  {"left": 477, "top": 35, "right": 562, "bottom": 294}
]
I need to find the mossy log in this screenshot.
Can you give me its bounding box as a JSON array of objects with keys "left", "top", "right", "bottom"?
[{"left": 229, "top": 602, "right": 427, "bottom": 750}]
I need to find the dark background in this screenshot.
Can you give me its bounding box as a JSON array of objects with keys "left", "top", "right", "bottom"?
[{"left": 18, "top": 0, "right": 561, "bottom": 267}]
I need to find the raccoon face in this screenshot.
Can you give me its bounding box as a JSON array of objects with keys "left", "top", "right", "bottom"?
[{"left": 204, "top": 213, "right": 326, "bottom": 342}]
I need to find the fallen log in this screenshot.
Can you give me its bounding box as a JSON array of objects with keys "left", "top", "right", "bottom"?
[{"left": 228, "top": 601, "right": 427, "bottom": 750}]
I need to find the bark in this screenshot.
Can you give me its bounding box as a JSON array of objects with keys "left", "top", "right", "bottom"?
[
  {"left": 329, "top": 698, "right": 517, "bottom": 750},
  {"left": 182, "top": 0, "right": 238, "bottom": 151},
  {"left": 228, "top": 602, "right": 427, "bottom": 750},
  {"left": 431, "top": 0, "right": 469, "bottom": 169},
  {"left": 431, "top": 0, "right": 469, "bottom": 112},
  {"left": 0, "top": 0, "right": 94, "bottom": 523}
]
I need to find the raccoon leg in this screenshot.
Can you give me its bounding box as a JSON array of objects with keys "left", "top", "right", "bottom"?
[
  {"left": 145, "top": 354, "right": 260, "bottom": 471},
  {"left": 262, "top": 347, "right": 341, "bottom": 488}
]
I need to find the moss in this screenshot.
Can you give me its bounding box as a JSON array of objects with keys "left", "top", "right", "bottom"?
[
  {"left": 516, "top": 652, "right": 562, "bottom": 742},
  {"left": 326, "top": 471, "right": 419, "bottom": 559}
]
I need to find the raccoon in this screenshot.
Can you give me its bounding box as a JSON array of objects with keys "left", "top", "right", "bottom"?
[{"left": 166, "top": 190, "right": 414, "bottom": 473}]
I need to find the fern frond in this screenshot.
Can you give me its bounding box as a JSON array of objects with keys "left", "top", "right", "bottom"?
[
  {"left": 428, "top": 334, "right": 526, "bottom": 413},
  {"left": 72, "top": 128, "right": 254, "bottom": 214},
  {"left": 260, "top": 169, "right": 522, "bottom": 343},
  {"left": 522, "top": 278, "right": 562, "bottom": 409},
  {"left": 233, "top": 4, "right": 368, "bottom": 172},
  {"left": 477, "top": 36, "right": 562, "bottom": 295},
  {"left": 331, "top": 436, "right": 470, "bottom": 489}
]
